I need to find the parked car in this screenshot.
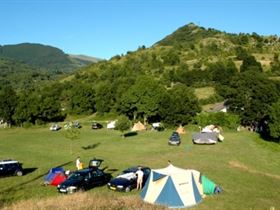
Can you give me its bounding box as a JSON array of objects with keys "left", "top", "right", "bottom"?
[
  {"left": 107, "top": 166, "right": 150, "bottom": 192},
  {"left": 50, "top": 124, "right": 61, "bottom": 131},
  {"left": 151, "top": 122, "right": 165, "bottom": 131},
  {"left": 168, "top": 131, "right": 181, "bottom": 146},
  {"left": 92, "top": 122, "right": 103, "bottom": 129},
  {"left": 0, "top": 159, "right": 23, "bottom": 177},
  {"left": 57, "top": 167, "right": 111, "bottom": 193}
]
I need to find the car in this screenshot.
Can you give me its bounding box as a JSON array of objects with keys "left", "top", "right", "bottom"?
[
  {"left": 107, "top": 166, "right": 150, "bottom": 192},
  {"left": 50, "top": 124, "right": 61, "bottom": 131},
  {"left": 0, "top": 159, "right": 23, "bottom": 177},
  {"left": 92, "top": 122, "right": 103, "bottom": 129},
  {"left": 151, "top": 122, "right": 165, "bottom": 131},
  {"left": 168, "top": 131, "right": 181, "bottom": 146},
  {"left": 57, "top": 167, "right": 111, "bottom": 193}
]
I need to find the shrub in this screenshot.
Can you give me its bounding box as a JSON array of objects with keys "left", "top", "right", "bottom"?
[{"left": 194, "top": 112, "right": 240, "bottom": 130}]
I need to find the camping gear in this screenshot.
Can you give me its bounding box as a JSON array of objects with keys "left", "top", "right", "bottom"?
[
  {"left": 192, "top": 132, "right": 218, "bottom": 144},
  {"left": 131, "top": 121, "right": 146, "bottom": 131},
  {"left": 168, "top": 131, "right": 181, "bottom": 146},
  {"left": 51, "top": 172, "right": 67, "bottom": 186},
  {"left": 176, "top": 125, "right": 186, "bottom": 135},
  {"left": 141, "top": 164, "right": 203, "bottom": 208},
  {"left": 44, "top": 167, "right": 64, "bottom": 184}
]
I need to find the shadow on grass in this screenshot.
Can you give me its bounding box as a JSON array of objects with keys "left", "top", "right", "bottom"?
[
  {"left": 0, "top": 161, "right": 73, "bottom": 205},
  {"left": 82, "top": 142, "right": 101, "bottom": 150},
  {"left": 106, "top": 168, "right": 119, "bottom": 173},
  {"left": 123, "top": 131, "right": 138, "bottom": 138},
  {"left": 23, "top": 167, "right": 37, "bottom": 176}
]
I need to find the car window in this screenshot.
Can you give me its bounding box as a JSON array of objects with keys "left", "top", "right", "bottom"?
[
  {"left": 68, "top": 173, "right": 84, "bottom": 181},
  {"left": 85, "top": 172, "right": 91, "bottom": 179},
  {"left": 92, "top": 170, "right": 103, "bottom": 177}
]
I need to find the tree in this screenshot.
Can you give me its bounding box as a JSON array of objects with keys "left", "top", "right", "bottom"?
[
  {"left": 240, "top": 55, "right": 262, "bottom": 72},
  {"left": 67, "top": 82, "right": 95, "bottom": 114},
  {"left": 208, "top": 60, "right": 237, "bottom": 85},
  {"left": 118, "top": 76, "right": 165, "bottom": 122},
  {"left": 267, "top": 100, "right": 280, "bottom": 141},
  {"left": 95, "top": 82, "right": 115, "bottom": 114},
  {"left": 0, "top": 85, "right": 17, "bottom": 125},
  {"left": 159, "top": 84, "right": 201, "bottom": 125},
  {"left": 225, "top": 72, "right": 279, "bottom": 125},
  {"left": 115, "top": 115, "right": 131, "bottom": 137}
]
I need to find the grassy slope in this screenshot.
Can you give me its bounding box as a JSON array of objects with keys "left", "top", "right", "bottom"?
[{"left": 0, "top": 126, "right": 279, "bottom": 210}]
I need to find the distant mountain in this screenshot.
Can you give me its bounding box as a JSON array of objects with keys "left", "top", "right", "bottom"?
[
  {"left": 0, "top": 43, "right": 100, "bottom": 73},
  {"left": 69, "top": 54, "right": 103, "bottom": 63}
]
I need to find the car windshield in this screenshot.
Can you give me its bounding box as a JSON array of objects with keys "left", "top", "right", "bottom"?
[
  {"left": 122, "top": 168, "right": 137, "bottom": 174},
  {"left": 68, "top": 172, "right": 84, "bottom": 181}
]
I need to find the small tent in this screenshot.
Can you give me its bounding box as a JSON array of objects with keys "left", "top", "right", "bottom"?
[
  {"left": 107, "top": 120, "right": 116, "bottom": 129},
  {"left": 176, "top": 125, "right": 186, "bottom": 135},
  {"left": 131, "top": 121, "right": 146, "bottom": 131},
  {"left": 50, "top": 172, "right": 67, "bottom": 186},
  {"left": 141, "top": 164, "right": 203, "bottom": 208},
  {"left": 44, "top": 167, "right": 64, "bottom": 184}
]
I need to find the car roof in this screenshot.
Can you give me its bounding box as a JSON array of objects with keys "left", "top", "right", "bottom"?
[
  {"left": 123, "top": 166, "right": 149, "bottom": 173},
  {"left": 0, "top": 159, "right": 19, "bottom": 164},
  {"left": 74, "top": 167, "right": 100, "bottom": 174}
]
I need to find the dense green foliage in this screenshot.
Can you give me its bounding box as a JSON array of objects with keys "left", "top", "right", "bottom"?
[{"left": 1, "top": 23, "right": 280, "bottom": 141}]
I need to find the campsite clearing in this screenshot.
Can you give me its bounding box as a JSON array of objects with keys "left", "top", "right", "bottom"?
[{"left": 0, "top": 126, "right": 279, "bottom": 209}]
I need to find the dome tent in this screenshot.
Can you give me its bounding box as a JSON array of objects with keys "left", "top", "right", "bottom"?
[
  {"left": 140, "top": 164, "right": 202, "bottom": 208},
  {"left": 131, "top": 121, "right": 146, "bottom": 131},
  {"left": 140, "top": 164, "right": 221, "bottom": 208}
]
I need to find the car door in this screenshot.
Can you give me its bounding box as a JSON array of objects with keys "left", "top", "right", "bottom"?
[{"left": 92, "top": 169, "right": 106, "bottom": 185}]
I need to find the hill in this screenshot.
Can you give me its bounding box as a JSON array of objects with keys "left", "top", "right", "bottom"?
[
  {"left": 0, "top": 43, "right": 100, "bottom": 73},
  {"left": 0, "top": 57, "right": 52, "bottom": 89}
]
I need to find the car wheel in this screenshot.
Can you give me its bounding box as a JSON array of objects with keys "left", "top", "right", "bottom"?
[
  {"left": 78, "top": 186, "right": 85, "bottom": 192},
  {"left": 125, "top": 186, "right": 131, "bottom": 192},
  {"left": 16, "top": 170, "right": 23, "bottom": 176}
]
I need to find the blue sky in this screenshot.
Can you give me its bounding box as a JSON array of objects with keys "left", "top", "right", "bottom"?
[{"left": 0, "top": 0, "right": 279, "bottom": 59}]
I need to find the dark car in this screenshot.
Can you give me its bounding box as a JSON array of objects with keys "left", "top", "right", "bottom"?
[
  {"left": 168, "top": 131, "right": 181, "bottom": 146},
  {"left": 92, "top": 122, "right": 103, "bottom": 129},
  {"left": 107, "top": 166, "right": 150, "bottom": 192},
  {"left": 0, "top": 159, "right": 23, "bottom": 177},
  {"left": 57, "top": 167, "right": 111, "bottom": 193}
]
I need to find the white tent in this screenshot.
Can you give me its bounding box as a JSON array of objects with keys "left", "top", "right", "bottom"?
[{"left": 107, "top": 120, "right": 116, "bottom": 129}]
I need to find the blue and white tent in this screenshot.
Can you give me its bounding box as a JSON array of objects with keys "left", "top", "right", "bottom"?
[{"left": 140, "top": 164, "right": 203, "bottom": 208}]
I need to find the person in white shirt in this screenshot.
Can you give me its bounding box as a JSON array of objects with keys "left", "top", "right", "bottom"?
[
  {"left": 76, "top": 157, "right": 82, "bottom": 170},
  {"left": 135, "top": 167, "right": 144, "bottom": 190}
]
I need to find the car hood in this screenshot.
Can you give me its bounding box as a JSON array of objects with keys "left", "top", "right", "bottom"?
[{"left": 59, "top": 179, "right": 82, "bottom": 188}]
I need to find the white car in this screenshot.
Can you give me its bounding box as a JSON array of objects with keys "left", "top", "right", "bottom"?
[{"left": 50, "top": 124, "right": 61, "bottom": 131}]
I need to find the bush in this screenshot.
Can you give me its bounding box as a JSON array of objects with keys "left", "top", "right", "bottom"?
[{"left": 194, "top": 112, "right": 240, "bottom": 130}]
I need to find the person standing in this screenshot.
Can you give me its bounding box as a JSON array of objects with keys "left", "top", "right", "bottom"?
[
  {"left": 135, "top": 167, "right": 144, "bottom": 190},
  {"left": 76, "top": 156, "right": 82, "bottom": 170}
]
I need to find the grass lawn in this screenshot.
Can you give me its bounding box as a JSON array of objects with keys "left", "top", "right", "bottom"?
[{"left": 0, "top": 125, "right": 279, "bottom": 210}]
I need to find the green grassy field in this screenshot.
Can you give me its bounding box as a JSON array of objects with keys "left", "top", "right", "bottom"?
[{"left": 0, "top": 125, "right": 279, "bottom": 210}]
